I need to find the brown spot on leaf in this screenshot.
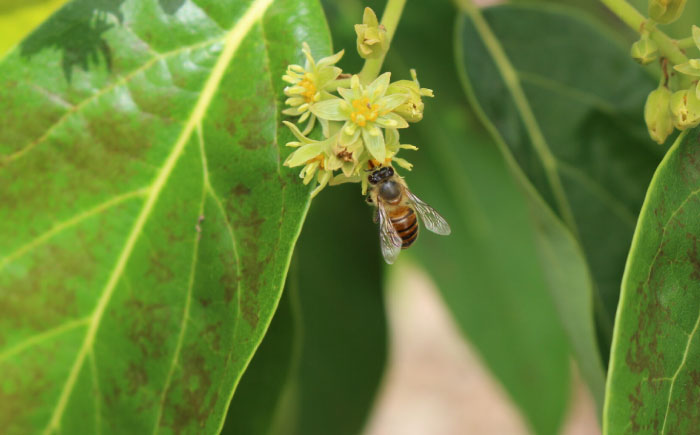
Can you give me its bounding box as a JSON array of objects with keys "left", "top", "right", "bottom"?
[
  {"left": 123, "top": 297, "right": 170, "bottom": 359},
  {"left": 126, "top": 361, "right": 149, "bottom": 395},
  {"left": 164, "top": 347, "right": 217, "bottom": 434},
  {"left": 231, "top": 183, "right": 250, "bottom": 197},
  {"left": 147, "top": 250, "right": 175, "bottom": 284}
]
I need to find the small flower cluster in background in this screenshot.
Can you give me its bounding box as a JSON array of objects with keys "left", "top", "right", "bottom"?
[
  {"left": 281, "top": 8, "right": 433, "bottom": 197},
  {"left": 633, "top": 0, "right": 700, "bottom": 144}
]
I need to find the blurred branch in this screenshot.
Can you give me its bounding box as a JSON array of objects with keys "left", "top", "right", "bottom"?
[{"left": 598, "top": 0, "right": 688, "bottom": 65}]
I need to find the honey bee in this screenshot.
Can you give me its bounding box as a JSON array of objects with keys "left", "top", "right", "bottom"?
[{"left": 366, "top": 166, "right": 451, "bottom": 264}]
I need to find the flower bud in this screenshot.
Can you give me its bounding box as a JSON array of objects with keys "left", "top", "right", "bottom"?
[
  {"left": 386, "top": 70, "right": 434, "bottom": 122},
  {"left": 649, "top": 0, "right": 687, "bottom": 24},
  {"left": 630, "top": 37, "right": 658, "bottom": 65},
  {"left": 669, "top": 88, "right": 700, "bottom": 130},
  {"left": 355, "top": 7, "right": 387, "bottom": 59},
  {"left": 644, "top": 87, "right": 674, "bottom": 144}
]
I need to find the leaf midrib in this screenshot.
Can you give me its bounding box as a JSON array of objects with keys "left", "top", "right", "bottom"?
[
  {"left": 457, "top": 2, "right": 578, "bottom": 236},
  {"left": 42, "top": 0, "right": 275, "bottom": 432}
]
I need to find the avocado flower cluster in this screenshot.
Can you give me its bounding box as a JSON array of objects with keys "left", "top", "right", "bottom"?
[{"left": 281, "top": 34, "right": 432, "bottom": 197}]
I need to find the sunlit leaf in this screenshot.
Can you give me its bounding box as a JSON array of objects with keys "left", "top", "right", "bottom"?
[
  {"left": 0, "top": 0, "right": 69, "bottom": 57},
  {"left": 603, "top": 127, "right": 700, "bottom": 434},
  {"left": 0, "top": 0, "right": 330, "bottom": 432}
]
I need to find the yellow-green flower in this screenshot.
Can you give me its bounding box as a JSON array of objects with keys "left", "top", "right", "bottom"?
[
  {"left": 282, "top": 43, "right": 344, "bottom": 134},
  {"left": 330, "top": 128, "right": 416, "bottom": 195},
  {"left": 669, "top": 88, "right": 700, "bottom": 129},
  {"left": 309, "top": 73, "right": 409, "bottom": 163},
  {"left": 672, "top": 26, "right": 700, "bottom": 99},
  {"left": 282, "top": 121, "right": 336, "bottom": 197},
  {"left": 386, "top": 69, "right": 434, "bottom": 123},
  {"left": 385, "top": 128, "right": 417, "bottom": 170},
  {"left": 644, "top": 86, "right": 673, "bottom": 144},
  {"left": 355, "top": 7, "right": 387, "bottom": 59}
]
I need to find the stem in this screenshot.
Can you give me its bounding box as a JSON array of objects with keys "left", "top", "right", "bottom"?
[
  {"left": 325, "top": 77, "right": 351, "bottom": 91},
  {"left": 598, "top": 0, "right": 688, "bottom": 65},
  {"left": 677, "top": 37, "right": 695, "bottom": 50},
  {"left": 357, "top": 0, "right": 407, "bottom": 84}
]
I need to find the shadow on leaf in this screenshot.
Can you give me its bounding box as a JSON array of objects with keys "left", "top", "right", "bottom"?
[
  {"left": 158, "top": 0, "right": 186, "bottom": 15},
  {"left": 19, "top": 0, "right": 126, "bottom": 82}
]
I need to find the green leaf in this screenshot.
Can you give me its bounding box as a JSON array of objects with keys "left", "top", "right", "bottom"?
[
  {"left": 220, "top": 278, "right": 298, "bottom": 435},
  {"left": 408, "top": 110, "right": 571, "bottom": 435},
  {"left": 223, "top": 184, "right": 387, "bottom": 435},
  {"left": 0, "top": 0, "right": 330, "bottom": 433},
  {"left": 381, "top": 1, "right": 578, "bottom": 432},
  {"left": 456, "top": 3, "right": 664, "bottom": 357},
  {"left": 603, "top": 128, "right": 700, "bottom": 434}
]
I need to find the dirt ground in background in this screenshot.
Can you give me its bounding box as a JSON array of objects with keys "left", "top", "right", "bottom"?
[{"left": 364, "top": 264, "right": 600, "bottom": 435}]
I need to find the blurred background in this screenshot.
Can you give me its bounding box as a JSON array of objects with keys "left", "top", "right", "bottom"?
[{"left": 3, "top": 0, "right": 697, "bottom": 434}]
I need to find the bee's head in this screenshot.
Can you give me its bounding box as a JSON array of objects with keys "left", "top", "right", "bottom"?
[{"left": 368, "top": 166, "right": 394, "bottom": 185}]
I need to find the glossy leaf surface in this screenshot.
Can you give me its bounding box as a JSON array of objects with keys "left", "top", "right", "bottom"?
[
  {"left": 604, "top": 128, "right": 700, "bottom": 434},
  {"left": 0, "top": 0, "right": 330, "bottom": 433},
  {"left": 456, "top": 4, "right": 664, "bottom": 355},
  {"left": 223, "top": 184, "right": 387, "bottom": 435}
]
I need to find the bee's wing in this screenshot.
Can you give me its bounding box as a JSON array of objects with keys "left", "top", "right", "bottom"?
[
  {"left": 377, "top": 201, "right": 402, "bottom": 264},
  {"left": 405, "top": 189, "right": 451, "bottom": 235}
]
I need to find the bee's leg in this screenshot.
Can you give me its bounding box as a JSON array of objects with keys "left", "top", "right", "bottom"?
[{"left": 373, "top": 209, "right": 379, "bottom": 223}]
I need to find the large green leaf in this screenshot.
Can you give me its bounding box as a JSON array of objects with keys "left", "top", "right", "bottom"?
[
  {"left": 407, "top": 111, "right": 571, "bottom": 435},
  {"left": 603, "top": 128, "right": 700, "bottom": 434},
  {"left": 456, "top": 3, "right": 664, "bottom": 356},
  {"left": 223, "top": 184, "right": 387, "bottom": 435},
  {"left": 0, "top": 0, "right": 330, "bottom": 433}
]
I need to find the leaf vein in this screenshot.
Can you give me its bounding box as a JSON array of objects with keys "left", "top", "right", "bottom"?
[
  {"left": 0, "top": 187, "right": 149, "bottom": 272},
  {"left": 2, "top": 35, "right": 225, "bottom": 166},
  {"left": 0, "top": 316, "right": 90, "bottom": 363},
  {"left": 660, "top": 310, "right": 700, "bottom": 434},
  {"left": 42, "top": 0, "right": 274, "bottom": 431}
]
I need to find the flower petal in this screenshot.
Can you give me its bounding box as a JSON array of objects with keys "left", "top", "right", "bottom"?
[
  {"left": 283, "top": 120, "right": 317, "bottom": 144},
  {"left": 377, "top": 112, "right": 409, "bottom": 129},
  {"left": 378, "top": 93, "right": 409, "bottom": 112},
  {"left": 317, "top": 66, "right": 342, "bottom": 85},
  {"left": 674, "top": 62, "right": 700, "bottom": 76},
  {"left": 392, "top": 157, "right": 413, "bottom": 171},
  {"left": 368, "top": 72, "right": 391, "bottom": 98},
  {"left": 317, "top": 49, "right": 344, "bottom": 68},
  {"left": 337, "top": 86, "right": 355, "bottom": 102},
  {"left": 340, "top": 123, "right": 361, "bottom": 145},
  {"left": 311, "top": 171, "right": 332, "bottom": 198},
  {"left": 310, "top": 98, "right": 350, "bottom": 121},
  {"left": 694, "top": 25, "right": 700, "bottom": 51},
  {"left": 384, "top": 128, "right": 399, "bottom": 148},
  {"left": 285, "top": 143, "right": 326, "bottom": 167},
  {"left": 330, "top": 173, "right": 361, "bottom": 186},
  {"left": 362, "top": 127, "right": 386, "bottom": 162}
]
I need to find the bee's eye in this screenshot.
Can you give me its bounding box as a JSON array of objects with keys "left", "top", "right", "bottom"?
[{"left": 387, "top": 167, "right": 394, "bottom": 176}]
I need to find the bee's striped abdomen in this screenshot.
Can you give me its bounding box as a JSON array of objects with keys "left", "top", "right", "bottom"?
[{"left": 390, "top": 207, "right": 418, "bottom": 249}]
